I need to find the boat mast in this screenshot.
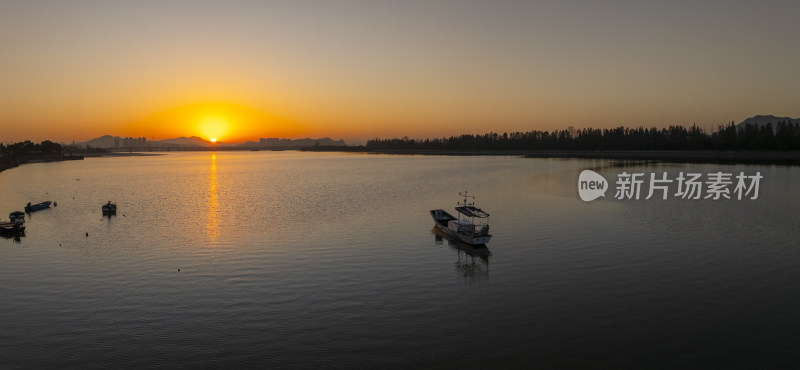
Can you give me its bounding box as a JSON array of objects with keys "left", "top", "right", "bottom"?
[
  {"left": 458, "top": 191, "right": 475, "bottom": 222},
  {"left": 459, "top": 191, "right": 475, "bottom": 207}
]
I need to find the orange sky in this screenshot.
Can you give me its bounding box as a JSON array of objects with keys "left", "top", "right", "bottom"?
[
  {"left": 124, "top": 103, "right": 304, "bottom": 143},
  {"left": 1, "top": 1, "right": 799, "bottom": 144}
]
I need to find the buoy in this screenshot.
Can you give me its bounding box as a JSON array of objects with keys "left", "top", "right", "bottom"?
[
  {"left": 54, "top": 202, "right": 57, "bottom": 207},
  {"left": 85, "top": 232, "right": 88, "bottom": 237},
  {"left": 178, "top": 268, "right": 180, "bottom": 272}
]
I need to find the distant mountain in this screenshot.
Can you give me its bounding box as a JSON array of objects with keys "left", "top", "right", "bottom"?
[
  {"left": 156, "top": 136, "right": 213, "bottom": 147},
  {"left": 76, "top": 135, "right": 346, "bottom": 149},
  {"left": 83, "top": 135, "right": 117, "bottom": 148},
  {"left": 76, "top": 135, "right": 215, "bottom": 148},
  {"left": 737, "top": 115, "right": 800, "bottom": 130}
]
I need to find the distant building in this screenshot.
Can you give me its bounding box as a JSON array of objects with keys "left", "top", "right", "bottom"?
[{"left": 120, "top": 137, "right": 147, "bottom": 148}]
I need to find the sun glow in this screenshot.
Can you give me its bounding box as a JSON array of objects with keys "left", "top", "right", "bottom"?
[
  {"left": 198, "top": 116, "right": 231, "bottom": 141},
  {"left": 210, "top": 138, "right": 217, "bottom": 143},
  {"left": 126, "top": 103, "right": 304, "bottom": 143}
]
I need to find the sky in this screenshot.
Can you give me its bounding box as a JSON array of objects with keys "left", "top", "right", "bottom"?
[{"left": 1, "top": 0, "right": 799, "bottom": 144}]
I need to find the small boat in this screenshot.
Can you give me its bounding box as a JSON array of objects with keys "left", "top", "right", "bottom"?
[
  {"left": 9, "top": 211, "right": 25, "bottom": 221},
  {"left": 102, "top": 201, "right": 117, "bottom": 215},
  {"left": 430, "top": 191, "right": 492, "bottom": 245},
  {"left": 24, "top": 201, "right": 52, "bottom": 213},
  {"left": 0, "top": 219, "right": 25, "bottom": 235}
]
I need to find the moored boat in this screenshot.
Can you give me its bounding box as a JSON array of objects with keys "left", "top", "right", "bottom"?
[
  {"left": 0, "top": 219, "right": 25, "bottom": 235},
  {"left": 102, "top": 201, "right": 117, "bottom": 215},
  {"left": 24, "top": 201, "right": 52, "bottom": 213},
  {"left": 9, "top": 211, "right": 25, "bottom": 221},
  {"left": 430, "top": 191, "right": 492, "bottom": 245}
]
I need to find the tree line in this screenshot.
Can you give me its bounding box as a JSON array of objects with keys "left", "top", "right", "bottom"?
[
  {"left": 1, "top": 140, "right": 63, "bottom": 155},
  {"left": 0, "top": 140, "right": 65, "bottom": 172},
  {"left": 366, "top": 122, "right": 800, "bottom": 151}
]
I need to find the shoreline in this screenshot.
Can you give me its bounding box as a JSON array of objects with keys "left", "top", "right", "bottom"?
[
  {"left": 73, "top": 146, "right": 800, "bottom": 166},
  {"left": 79, "top": 152, "right": 164, "bottom": 158},
  {"left": 523, "top": 150, "right": 800, "bottom": 164},
  {"left": 0, "top": 154, "right": 68, "bottom": 174},
  {"left": 0, "top": 152, "right": 164, "bottom": 175},
  {"left": 3, "top": 149, "right": 798, "bottom": 174},
  {"left": 360, "top": 149, "right": 800, "bottom": 165}
]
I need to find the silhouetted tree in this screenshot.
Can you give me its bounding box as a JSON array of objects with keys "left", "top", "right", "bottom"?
[{"left": 367, "top": 122, "right": 800, "bottom": 151}]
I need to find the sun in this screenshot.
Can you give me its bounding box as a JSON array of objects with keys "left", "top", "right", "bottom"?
[{"left": 198, "top": 116, "right": 231, "bottom": 141}]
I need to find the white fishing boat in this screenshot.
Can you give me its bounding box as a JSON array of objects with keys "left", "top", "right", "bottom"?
[{"left": 430, "top": 191, "right": 492, "bottom": 245}]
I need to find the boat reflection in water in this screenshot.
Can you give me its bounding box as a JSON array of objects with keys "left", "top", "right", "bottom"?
[
  {"left": 432, "top": 227, "right": 490, "bottom": 282},
  {"left": 0, "top": 231, "right": 24, "bottom": 243}
]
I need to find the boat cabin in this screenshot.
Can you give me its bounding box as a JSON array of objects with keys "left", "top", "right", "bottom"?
[{"left": 451, "top": 205, "right": 490, "bottom": 237}]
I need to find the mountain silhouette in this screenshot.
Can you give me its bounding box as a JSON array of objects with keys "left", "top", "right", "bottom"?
[
  {"left": 738, "top": 115, "right": 800, "bottom": 130},
  {"left": 76, "top": 135, "right": 346, "bottom": 148}
]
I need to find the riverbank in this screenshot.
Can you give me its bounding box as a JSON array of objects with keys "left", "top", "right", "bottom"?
[
  {"left": 0, "top": 153, "right": 72, "bottom": 174},
  {"left": 523, "top": 150, "right": 800, "bottom": 164},
  {"left": 0, "top": 152, "right": 164, "bottom": 175},
  {"left": 4, "top": 149, "right": 797, "bottom": 173},
  {"left": 363, "top": 149, "right": 800, "bottom": 164},
  {"left": 79, "top": 152, "right": 164, "bottom": 158}
]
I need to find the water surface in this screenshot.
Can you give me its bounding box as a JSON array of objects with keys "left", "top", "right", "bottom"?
[{"left": 0, "top": 152, "right": 798, "bottom": 368}]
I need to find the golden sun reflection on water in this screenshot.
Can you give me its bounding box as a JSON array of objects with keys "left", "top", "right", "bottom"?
[{"left": 207, "top": 153, "right": 219, "bottom": 240}]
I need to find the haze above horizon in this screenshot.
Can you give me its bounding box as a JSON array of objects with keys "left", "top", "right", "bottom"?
[{"left": 2, "top": 0, "right": 799, "bottom": 143}]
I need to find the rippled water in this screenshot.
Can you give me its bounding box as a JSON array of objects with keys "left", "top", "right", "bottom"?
[{"left": 0, "top": 152, "right": 798, "bottom": 368}]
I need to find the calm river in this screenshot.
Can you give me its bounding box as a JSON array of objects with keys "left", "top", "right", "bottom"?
[{"left": 1, "top": 152, "right": 798, "bottom": 368}]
